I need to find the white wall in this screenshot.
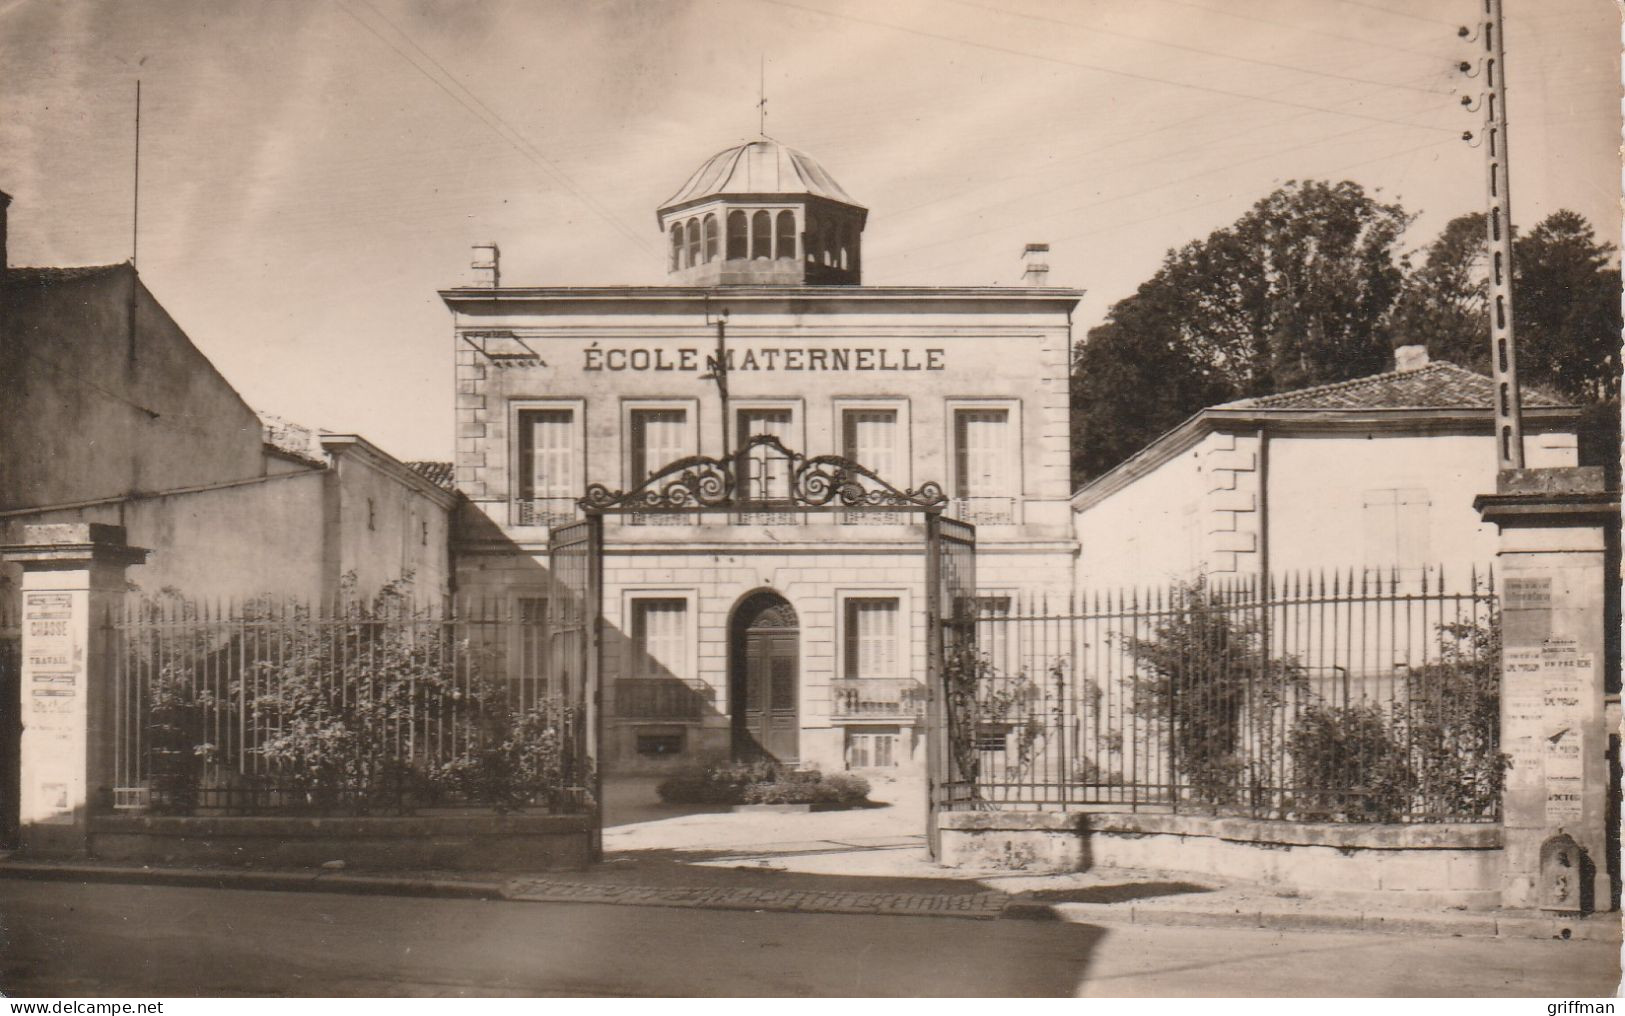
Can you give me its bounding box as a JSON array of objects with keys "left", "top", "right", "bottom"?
[
  {"left": 1073, "top": 434, "right": 1209, "bottom": 591},
  {"left": 1267, "top": 428, "right": 1577, "bottom": 579}
]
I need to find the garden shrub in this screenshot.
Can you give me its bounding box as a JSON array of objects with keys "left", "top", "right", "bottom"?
[
  {"left": 657, "top": 764, "right": 870, "bottom": 806},
  {"left": 1286, "top": 703, "right": 1415, "bottom": 822}
]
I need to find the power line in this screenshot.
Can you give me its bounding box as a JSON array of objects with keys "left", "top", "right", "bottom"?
[
  {"left": 886, "top": 65, "right": 1449, "bottom": 229},
  {"left": 943, "top": 0, "right": 1449, "bottom": 96},
  {"left": 757, "top": 0, "right": 1458, "bottom": 133},
  {"left": 1137, "top": 0, "right": 1446, "bottom": 57},
  {"left": 333, "top": 0, "right": 655, "bottom": 258},
  {"left": 907, "top": 135, "right": 1457, "bottom": 278},
  {"left": 1332, "top": 0, "right": 1462, "bottom": 28},
  {"left": 894, "top": 86, "right": 1446, "bottom": 263}
]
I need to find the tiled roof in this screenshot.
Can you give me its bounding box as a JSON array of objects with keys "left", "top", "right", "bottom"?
[
  {"left": 406, "top": 461, "right": 456, "bottom": 491},
  {"left": 1217, "top": 361, "right": 1571, "bottom": 411},
  {"left": 3, "top": 264, "right": 128, "bottom": 286}
]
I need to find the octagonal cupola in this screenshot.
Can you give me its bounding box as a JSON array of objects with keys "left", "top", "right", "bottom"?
[{"left": 657, "top": 139, "right": 867, "bottom": 286}]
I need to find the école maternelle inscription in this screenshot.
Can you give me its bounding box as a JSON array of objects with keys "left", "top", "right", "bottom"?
[{"left": 583, "top": 344, "right": 946, "bottom": 373}]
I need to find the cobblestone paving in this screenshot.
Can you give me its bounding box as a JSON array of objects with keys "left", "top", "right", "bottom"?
[{"left": 503, "top": 878, "right": 1011, "bottom": 920}]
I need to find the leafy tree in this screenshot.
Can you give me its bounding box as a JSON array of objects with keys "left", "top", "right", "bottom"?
[
  {"left": 1070, "top": 286, "right": 1229, "bottom": 485},
  {"left": 1392, "top": 208, "right": 1621, "bottom": 405},
  {"left": 1073, "top": 192, "right": 1620, "bottom": 488},
  {"left": 1388, "top": 212, "right": 1488, "bottom": 367},
  {"left": 1071, "top": 180, "right": 1413, "bottom": 485},
  {"left": 1513, "top": 210, "right": 1622, "bottom": 407},
  {"left": 1390, "top": 209, "right": 1621, "bottom": 480}
]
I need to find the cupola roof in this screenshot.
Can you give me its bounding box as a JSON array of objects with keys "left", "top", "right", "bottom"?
[{"left": 661, "top": 139, "right": 861, "bottom": 210}]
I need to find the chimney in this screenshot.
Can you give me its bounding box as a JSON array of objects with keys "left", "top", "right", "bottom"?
[
  {"left": 1021, "top": 242, "right": 1049, "bottom": 287},
  {"left": 1394, "top": 344, "right": 1429, "bottom": 372}
]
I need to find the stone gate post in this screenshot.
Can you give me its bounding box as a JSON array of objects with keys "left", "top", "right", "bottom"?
[
  {"left": 1, "top": 524, "right": 146, "bottom": 857},
  {"left": 1475, "top": 468, "right": 1619, "bottom": 912}
]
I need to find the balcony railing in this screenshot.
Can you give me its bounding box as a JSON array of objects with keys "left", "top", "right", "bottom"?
[
  {"left": 614, "top": 678, "right": 716, "bottom": 720},
  {"left": 513, "top": 497, "right": 579, "bottom": 528},
  {"left": 830, "top": 678, "right": 926, "bottom": 719},
  {"left": 949, "top": 496, "right": 1018, "bottom": 526}
]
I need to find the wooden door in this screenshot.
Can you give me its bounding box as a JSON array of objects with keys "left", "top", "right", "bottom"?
[{"left": 737, "top": 629, "right": 799, "bottom": 764}]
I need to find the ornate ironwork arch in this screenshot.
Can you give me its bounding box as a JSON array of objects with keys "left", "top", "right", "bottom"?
[{"left": 580, "top": 434, "right": 946, "bottom": 514}]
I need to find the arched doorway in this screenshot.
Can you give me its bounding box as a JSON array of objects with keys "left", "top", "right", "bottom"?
[{"left": 730, "top": 591, "right": 799, "bottom": 763}]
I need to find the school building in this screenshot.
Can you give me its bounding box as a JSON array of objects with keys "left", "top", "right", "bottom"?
[{"left": 442, "top": 139, "right": 1080, "bottom": 776}]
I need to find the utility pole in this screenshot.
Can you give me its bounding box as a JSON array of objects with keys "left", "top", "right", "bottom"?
[
  {"left": 1464, "top": 0, "right": 1524, "bottom": 471},
  {"left": 704, "top": 302, "right": 731, "bottom": 463}
]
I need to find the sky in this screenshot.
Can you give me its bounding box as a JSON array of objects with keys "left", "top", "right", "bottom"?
[{"left": 2, "top": 0, "right": 1617, "bottom": 462}]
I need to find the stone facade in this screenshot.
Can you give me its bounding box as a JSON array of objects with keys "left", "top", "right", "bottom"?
[{"left": 444, "top": 140, "right": 1080, "bottom": 776}]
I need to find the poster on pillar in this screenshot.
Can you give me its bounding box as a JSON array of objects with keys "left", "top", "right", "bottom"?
[
  {"left": 21, "top": 589, "right": 85, "bottom": 825},
  {"left": 1539, "top": 641, "right": 1590, "bottom": 824},
  {"left": 1504, "top": 639, "right": 1592, "bottom": 819}
]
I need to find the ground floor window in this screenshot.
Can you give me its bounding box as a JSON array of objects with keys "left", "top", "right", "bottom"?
[
  {"left": 843, "top": 597, "right": 900, "bottom": 679},
  {"left": 634, "top": 726, "right": 686, "bottom": 757},
  {"left": 513, "top": 595, "right": 549, "bottom": 707},
  {"left": 846, "top": 726, "right": 902, "bottom": 769},
  {"left": 631, "top": 598, "right": 690, "bottom": 680}
]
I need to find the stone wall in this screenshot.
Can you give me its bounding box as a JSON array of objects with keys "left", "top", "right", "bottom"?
[
  {"left": 89, "top": 814, "right": 592, "bottom": 872},
  {"left": 938, "top": 811, "right": 1503, "bottom": 909}
]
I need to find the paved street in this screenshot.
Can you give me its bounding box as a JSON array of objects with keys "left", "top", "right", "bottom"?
[{"left": 0, "top": 880, "right": 1616, "bottom": 997}]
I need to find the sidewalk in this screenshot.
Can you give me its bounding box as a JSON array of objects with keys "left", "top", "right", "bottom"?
[{"left": 2, "top": 776, "right": 1617, "bottom": 944}]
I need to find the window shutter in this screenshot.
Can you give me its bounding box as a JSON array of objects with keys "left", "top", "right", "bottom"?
[
  {"left": 844, "top": 599, "right": 860, "bottom": 678},
  {"left": 630, "top": 413, "right": 648, "bottom": 482}
]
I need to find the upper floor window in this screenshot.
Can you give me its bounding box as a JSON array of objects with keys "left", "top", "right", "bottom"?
[
  {"left": 737, "top": 407, "right": 794, "bottom": 501},
  {"left": 629, "top": 408, "right": 690, "bottom": 483},
  {"left": 518, "top": 408, "right": 576, "bottom": 503},
  {"left": 775, "top": 211, "right": 796, "bottom": 260},
  {"left": 841, "top": 408, "right": 899, "bottom": 481},
  {"left": 953, "top": 408, "right": 1012, "bottom": 497},
  {"left": 726, "top": 210, "right": 748, "bottom": 260}
]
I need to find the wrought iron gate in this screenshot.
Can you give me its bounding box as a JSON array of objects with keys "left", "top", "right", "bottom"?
[
  {"left": 925, "top": 513, "right": 977, "bottom": 858},
  {"left": 548, "top": 516, "right": 603, "bottom": 857}
]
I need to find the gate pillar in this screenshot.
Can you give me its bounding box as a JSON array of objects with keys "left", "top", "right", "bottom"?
[
  {"left": 0, "top": 524, "right": 145, "bottom": 857},
  {"left": 1476, "top": 468, "right": 1619, "bottom": 911}
]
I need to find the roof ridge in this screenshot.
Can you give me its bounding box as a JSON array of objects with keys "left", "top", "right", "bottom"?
[{"left": 1228, "top": 360, "right": 1465, "bottom": 408}]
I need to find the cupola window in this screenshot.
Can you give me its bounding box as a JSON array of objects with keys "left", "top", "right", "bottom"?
[
  {"left": 686, "top": 219, "right": 701, "bottom": 267},
  {"left": 751, "top": 210, "right": 772, "bottom": 260},
  {"left": 703, "top": 214, "right": 719, "bottom": 262},
  {"left": 669, "top": 225, "right": 683, "bottom": 270},
  {"left": 727, "top": 211, "right": 748, "bottom": 260},
  {"left": 776, "top": 211, "right": 796, "bottom": 260}
]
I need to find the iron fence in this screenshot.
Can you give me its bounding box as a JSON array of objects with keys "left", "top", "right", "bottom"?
[
  {"left": 1, "top": 604, "right": 19, "bottom": 848},
  {"left": 109, "top": 594, "right": 592, "bottom": 816},
  {"left": 944, "top": 567, "right": 1502, "bottom": 823}
]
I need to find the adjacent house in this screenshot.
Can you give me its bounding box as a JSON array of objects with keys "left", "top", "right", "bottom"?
[
  {"left": 0, "top": 190, "right": 456, "bottom": 607},
  {"left": 1070, "top": 347, "right": 1583, "bottom": 591}
]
